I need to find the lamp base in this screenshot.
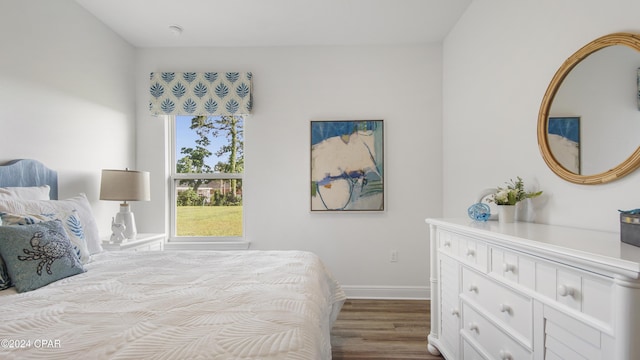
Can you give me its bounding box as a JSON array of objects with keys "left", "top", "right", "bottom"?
[{"left": 114, "top": 203, "right": 137, "bottom": 240}]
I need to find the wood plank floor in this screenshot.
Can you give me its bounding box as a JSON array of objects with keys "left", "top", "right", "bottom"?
[{"left": 331, "top": 299, "right": 444, "bottom": 360}]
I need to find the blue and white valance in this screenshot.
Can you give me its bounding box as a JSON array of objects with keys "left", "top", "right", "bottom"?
[{"left": 149, "top": 72, "right": 253, "bottom": 116}]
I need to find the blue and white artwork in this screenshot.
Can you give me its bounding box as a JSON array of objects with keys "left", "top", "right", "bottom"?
[
  {"left": 311, "top": 120, "right": 384, "bottom": 211},
  {"left": 548, "top": 117, "right": 580, "bottom": 174}
]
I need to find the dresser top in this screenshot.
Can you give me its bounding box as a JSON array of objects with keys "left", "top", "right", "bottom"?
[{"left": 426, "top": 218, "right": 640, "bottom": 279}]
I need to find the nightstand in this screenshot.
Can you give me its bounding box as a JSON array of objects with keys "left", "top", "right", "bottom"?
[{"left": 102, "top": 233, "right": 165, "bottom": 252}]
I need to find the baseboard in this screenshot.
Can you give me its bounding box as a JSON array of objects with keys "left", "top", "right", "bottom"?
[{"left": 341, "top": 285, "right": 430, "bottom": 300}]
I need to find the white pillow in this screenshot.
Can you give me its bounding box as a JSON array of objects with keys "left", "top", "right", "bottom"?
[
  {"left": 0, "top": 210, "right": 92, "bottom": 264},
  {"left": 0, "top": 186, "right": 50, "bottom": 200},
  {"left": 0, "top": 193, "right": 103, "bottom": 254}
]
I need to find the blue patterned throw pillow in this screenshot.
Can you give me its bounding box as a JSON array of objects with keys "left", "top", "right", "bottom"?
[
  {"left": 0, "top": 210, "right": 91, "bottom": 264},
  {"left": 0, "top": 220, "right": 85, "bottom": 292}
]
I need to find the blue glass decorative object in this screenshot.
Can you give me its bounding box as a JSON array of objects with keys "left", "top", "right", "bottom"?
[{"left": 468, "top": 203, "right": 491, "bottom": 222}]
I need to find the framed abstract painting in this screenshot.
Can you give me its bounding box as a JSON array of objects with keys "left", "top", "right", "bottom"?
[
  {"left": 548, "top": 116, "right": 581, "bottom": 174},
  {"left": 310, "top": 120, "right": 384, "bottom": 211}
]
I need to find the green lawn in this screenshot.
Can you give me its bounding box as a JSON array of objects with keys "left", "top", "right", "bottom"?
[{"left": 176, "top": 206, "right": 242, "bottom": 236}]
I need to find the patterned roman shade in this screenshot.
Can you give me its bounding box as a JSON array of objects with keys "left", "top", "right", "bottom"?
[{"left": 149, "top": 72, "right": 253, "bottom": 116}]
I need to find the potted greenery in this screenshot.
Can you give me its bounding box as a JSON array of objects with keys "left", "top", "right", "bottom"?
[{"left": 489, "top": 177, "right": 542, "bottom": 223}]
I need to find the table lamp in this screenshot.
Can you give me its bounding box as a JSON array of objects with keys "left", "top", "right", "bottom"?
[{"left": 100, "top": 169, "right": 150, "bottom": 241}]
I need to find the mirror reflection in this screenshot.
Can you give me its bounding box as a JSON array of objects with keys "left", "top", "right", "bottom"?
[{"left": 549, "top": 45, "right": 640, "bottom": 175}]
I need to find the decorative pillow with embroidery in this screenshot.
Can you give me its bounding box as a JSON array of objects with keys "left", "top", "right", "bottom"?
[
  {"left": 0, "top": 210, "right": 91, "bottom": 264},
  {"left": 0, "top": 220, "right": 85, "bottom": 293}
]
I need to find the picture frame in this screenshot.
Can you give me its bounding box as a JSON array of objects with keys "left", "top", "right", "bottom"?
[
  {"left": 310, "top": 120, "right": 384, "bottom": 211},
  {"left": 548, "top": 116, "right": 581, "bottom": 174}
]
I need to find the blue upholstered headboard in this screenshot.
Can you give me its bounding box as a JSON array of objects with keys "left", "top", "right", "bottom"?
[{"left": 0, "top": 159, "right": 58, "bottom": 200}]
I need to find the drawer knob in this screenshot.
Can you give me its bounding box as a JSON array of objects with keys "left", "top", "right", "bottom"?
[
  {"left": 499, "top": 303, "right": 512, "bottom": 314},
  {"left": 444, "top": 240, "right": 451, "bottom": 247},
  {"left": 468, "top": 322, "right": 479, "bottom": 332},
  {"left": 499, "top": 350, "right": 513, "bottom": 360},
  {"left": 558, "top": 285, "right": 575, "bottom": 297},
  {"left": 502, "top": 263, "right": 515, "bottom": 273},
  {"left": 468, "top": 284, "right": 478, "bottom": 293},
  {"left": 451, "top": 308, "right": 460, "bottom": 316},
  {"left": 466, "top": 248, "right": 475, "bottom": 257}
]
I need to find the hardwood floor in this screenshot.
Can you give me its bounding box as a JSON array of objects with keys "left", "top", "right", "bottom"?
[{"left": 331, "top": 299, "right": 444, "bottom": 360}]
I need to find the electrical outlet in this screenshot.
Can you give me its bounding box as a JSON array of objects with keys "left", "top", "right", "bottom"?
[{"left": 390, "top": 250, "right": 398, "bottom": 262}]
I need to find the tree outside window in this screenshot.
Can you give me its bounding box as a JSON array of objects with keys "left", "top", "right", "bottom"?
[{"left": 173, "top": 115, "right": 244, "bottom": 238}]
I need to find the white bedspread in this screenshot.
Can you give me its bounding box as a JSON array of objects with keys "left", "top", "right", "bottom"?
[{"left": 0, "top": 250, "right": 346, "bottom": 360}]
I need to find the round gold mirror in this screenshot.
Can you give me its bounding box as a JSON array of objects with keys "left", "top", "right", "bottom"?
[{"left": 538, "top": 32, "right": 640, "bottom": 184}]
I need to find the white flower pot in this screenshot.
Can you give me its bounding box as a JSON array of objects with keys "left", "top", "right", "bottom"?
[{"left": 498, "top": 205, "right": 516, "bottom": 223}]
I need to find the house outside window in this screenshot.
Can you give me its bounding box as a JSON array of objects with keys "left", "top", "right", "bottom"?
[{"left": 170, "top": 115, "right": 244, "bottom": 241}]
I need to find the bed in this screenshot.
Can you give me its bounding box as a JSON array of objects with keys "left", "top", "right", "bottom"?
[{"left": 0, "top": 159, "right": 346, "bottom": 360}]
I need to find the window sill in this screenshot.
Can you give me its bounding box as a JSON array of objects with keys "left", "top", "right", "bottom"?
[{"left": 164, "top": 241, "right": 250, "bottom": 250}]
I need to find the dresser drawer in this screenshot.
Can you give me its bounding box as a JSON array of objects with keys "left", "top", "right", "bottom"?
[
  {"left": 462, "top": 302, "right": 532, "bottom": 360},
  {"left": 441, "top": 307, "right": 460, "bottom": 357},
  {"left": 490, "top": 246, "right": 535, "bottom": 290},
  {"left": 439, "top": 256, "right": 460, "bottom": 358},
  {"left": 438, "top": 230, "right": 488, "bottom": 272},
  {"left": 543, "top": 305, "right": 608, "bottom": 360},
  {"left": 438, "top": 230, "right": 459, "bottom": 261},
  {"left": 458, "top": 235, "right": 488, "bottom": 272},
  {"left": 463, "top": 338, "right": 487, "bottom": 360},
  {"left": 439, "top": 254, "right": 461, "bottom": 356},
  {"left": 491, "top": 244, "right": 613, "bottom": 326},
  {"left": 536, "top": 260, "right": 612, "bottom": 325},
  {"left": 462, "top": 267, "right": 533, "bottom": 346},
  {"left": 440, "top": 254, "right": 460, "bottom": 301}
]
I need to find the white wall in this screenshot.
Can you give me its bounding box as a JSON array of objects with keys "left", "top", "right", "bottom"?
[
  {"left": 0, "top": 0, "right": 136, "bottom": 236},
  {"left": 443, "top": 0, "right": 640, "bottom": 232},
  {"left": 135, "top": 45, "right": 443, "bottom": 298}
]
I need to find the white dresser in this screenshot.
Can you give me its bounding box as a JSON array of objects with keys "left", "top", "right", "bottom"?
[{"left": 426, "top": 218, "right": 640, "bottom": 360}]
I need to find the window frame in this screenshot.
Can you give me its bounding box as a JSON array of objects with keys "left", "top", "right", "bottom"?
[{"left": 168, "top": 115, "right": 246, "bottom": 245}]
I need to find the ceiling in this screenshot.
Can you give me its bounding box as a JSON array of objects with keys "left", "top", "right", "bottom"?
[{"left": 75, "top": 0, "right": 472, "bottom": 48}]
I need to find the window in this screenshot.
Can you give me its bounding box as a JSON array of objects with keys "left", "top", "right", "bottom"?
[{"left": 170, "top": 115, "right": 244, "bottom": 241}]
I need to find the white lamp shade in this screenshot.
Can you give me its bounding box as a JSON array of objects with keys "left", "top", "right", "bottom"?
[{"left": 100, "top": 169, "right": 150, "bottom": 202}]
